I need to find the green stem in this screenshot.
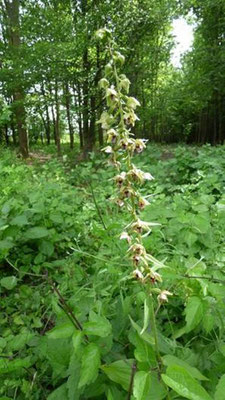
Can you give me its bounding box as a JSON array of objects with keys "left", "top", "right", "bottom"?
[{"left": 148, "top": 291, "right": 161, "bottom": 369}]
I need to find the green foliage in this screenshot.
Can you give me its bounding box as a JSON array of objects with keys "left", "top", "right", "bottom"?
[{"left": 0, "top": 143, "right": 225, "bottom": 398}]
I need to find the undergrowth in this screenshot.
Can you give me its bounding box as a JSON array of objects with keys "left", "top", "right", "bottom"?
[{"left": 0, "top": 143, "right": 225, "bottom": 399}]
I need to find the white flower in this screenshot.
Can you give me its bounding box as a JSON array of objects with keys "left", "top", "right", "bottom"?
[
  {"left": 157, "top": 290, "right": 173, "bottom": 303},
  {"left": 102, "top": 146, "right": 113, "bottom": 154},
  {"left": 106, "top": 128, "right": 119, "bottom": 144},
  {"left": 138, "top": 197, "right": 150, "bottom": 210},
  {"left": 133, "top": 269, "right": 144, "bottom": 280},
  {"left": 120, "top": 231, "right": 131, "bottom": 243},
  {"left": 143, "top": 172, "right": 154, "bottom": 181}
]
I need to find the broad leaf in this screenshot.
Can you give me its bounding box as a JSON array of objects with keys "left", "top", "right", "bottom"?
[
  {"left": 24, "top": 226, "right": 49, "bottom": 239},
  {"left": 47, "top": 383, "right": 68, "bottom": 400},
  {"left": 162, "top": 365, "right": 212, "bottom": 400},
  {"left": 215, "top": 374, "right": 225, "bottom": 400},
  {"left": 133, "top": 371, "right": 151, "bottom": 400},
  {"left": 185, "top": 297, "right": 203, "bottom": 332},
  {"left": 101, "top": 359, "right": 134, "bottom": 390},
  {"left": 1, "top": 276, "right": 17, "bottom": 290},
  {"left": 162, "top": 355, "right": 208, "bottom": 380},
  {"left": 83, "top": 312, "right": 112, "bottom": 337},
  {"left": 47, "top": 323, "right": 75, "bottom": 339},
  {"left": 78, "top": 343, "right": 100, "bottom": 388}
]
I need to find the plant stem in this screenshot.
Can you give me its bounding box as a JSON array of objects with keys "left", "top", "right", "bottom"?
[
  {"left": 126, "top": 361, "right": 137, "bottom": 400},
  {"left": 148, "top": 291, "right": 161, "bottom": 370}
]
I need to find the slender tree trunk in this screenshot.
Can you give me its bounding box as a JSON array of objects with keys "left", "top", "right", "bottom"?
[
  {"left": 64, "top": 81, "right": 74, "bottom": 149},
  {"left": 4, "top": 124, "right": 9, "bottom": 145},
  {"left": 76, "top": 83, "right": 84, "bottom": 149},
  {"left": 54, "top": 80, "right": 61, "bottom": 156},
  {"left": 41, "top": 84, "right": 51, "bottom": 144},
  {"left": 82, "top": 47, "right": 90, "bottom": 155},
  {"left": 11, "top": 120, "right": 16, "bottom": 145},
  {"left": 5, "top": 0, "right": 29, "bottom": 158}
]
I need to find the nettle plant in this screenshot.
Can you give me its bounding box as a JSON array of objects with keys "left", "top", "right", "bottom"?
[{"left": 97, "top": 26, "right": 171, "bottom": 351}]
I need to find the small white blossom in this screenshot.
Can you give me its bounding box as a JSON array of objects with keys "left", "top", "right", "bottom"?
[
  {"left": 120, "top": 231, "right": 131, "bottom": 243},
  {"left": 133, "top": 269, "right": 144, "bottom": 281},
  {"left": 157, "top": 290, "right": 173, "bottom": 303}
]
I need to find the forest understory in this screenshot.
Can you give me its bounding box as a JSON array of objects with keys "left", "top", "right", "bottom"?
[{"left": 0, "top": 143, "right": 225, "bottom": 399}]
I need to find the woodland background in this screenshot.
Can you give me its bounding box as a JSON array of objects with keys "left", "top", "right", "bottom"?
[{"left": 0, "top": 0, "right": 225, "bottom": 158}]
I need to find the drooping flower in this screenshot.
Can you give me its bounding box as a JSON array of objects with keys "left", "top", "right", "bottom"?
[
  {"left": 134, "top": 139, "right": 146, "bottom": 154},
  {"left": 138, "top": 197, "right": 150, "bottom": 210},
  {"left": 106, "top": 128, "right": 119, "bottom": 144},
  {"left": 102, "top": 145, "right": 113, "bottom": 154},
  {"left": 133, "top": 269, "right": 144, "bottom": 281},
  {"left": 97, "top": 111, "right": 114, "bottom": 130},
  {"left": 157, "top": 290, "right": 173, "bottom": 303},
  {"left": 131, "top": 219, "right": 152, "bottom": 234},
  {"left": 120, "top": 231, "right": 131, "bottom": 243},
  {"left": 114, "top": 172, "right": 126, "bottom": 187},
  {"left": 128, "top": 243, "right": 146, "bottom": 256}
]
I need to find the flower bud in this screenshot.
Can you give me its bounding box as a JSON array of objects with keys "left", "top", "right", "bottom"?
[
  {"left": 99, "top": 78, "right": 109, "bottom": 89},
  {"left": 113, "top": 51, "right": 125, "bottom": 65},
  {"left": 127, "top": 97, "right": 141, "bottom": 109}
]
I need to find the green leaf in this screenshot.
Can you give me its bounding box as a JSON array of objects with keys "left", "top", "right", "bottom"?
[
  {"left": 72, "top": 330, "right": 83, "bottom": 355},
  {"left": 129, "top": 317, "right": 154, "bottom": 345},
  {"left": 67, "top": 352, "right": 81, "bottom": 400},
  {"left": 11, "top": 214, "right": 28, "bottom": 226},
  {"left": 78, "top": 343, "right": 100, "bottom": 388},
  {"left": 162, "top": 355, "right": 208, "bottom": 380},
  {"left": 215, "top": 374, "right": 225, "bottom": 400},
  {"left": 47, "top": 323, "right": 75, "bottom": 339},
  {"left": 47, "top": 383, "right": 68, "bottom": 400},
  {"left": 24, "top": 226, "right": 49, "bottom": 239},
  {"left": 39, "top": 240, "right": 54, "bottom": 256},
  {"left": 1, "top": 276, "right": 17, "bottom": 290},
  {"left": 83, "top": 312, "right": 112, "bottom": 337},
  {"left": 0, "top": 357, "right": 31, "bottom": 374},
  {"left": 162, "top": 365, "right": 212, "bottom": 400},
  {"left": 133, "top": 371, "right": 151, "bottom": 400},
  {"left": 185, "top": 297, "right": 203, "bottom": 332},
  {"left": 101, "top": 359, "right": 134, "bottom": 390}
]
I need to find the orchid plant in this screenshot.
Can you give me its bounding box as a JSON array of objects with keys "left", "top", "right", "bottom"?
[
  {"left": 96, "top": 28, "right": 173, "bottom": 377},
  {"left": 97, "top": 28, "right": 172, "bottom": 302}
]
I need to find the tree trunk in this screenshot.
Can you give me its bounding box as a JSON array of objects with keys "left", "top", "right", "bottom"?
[
  {"left": 76, "top": 83, "right": 84, "bottom": 149},
  {"left": 41, "top": 84, "right": 51, "bottom": 144},
  {"left": 5, "top": 0, "right": 29, "bottom": 158},
  {"left": 54, "top": 80, "right": 61, "bottom": 156},
  {"left": 64, "top": 81, "right": 74, "bottom": 149}
]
